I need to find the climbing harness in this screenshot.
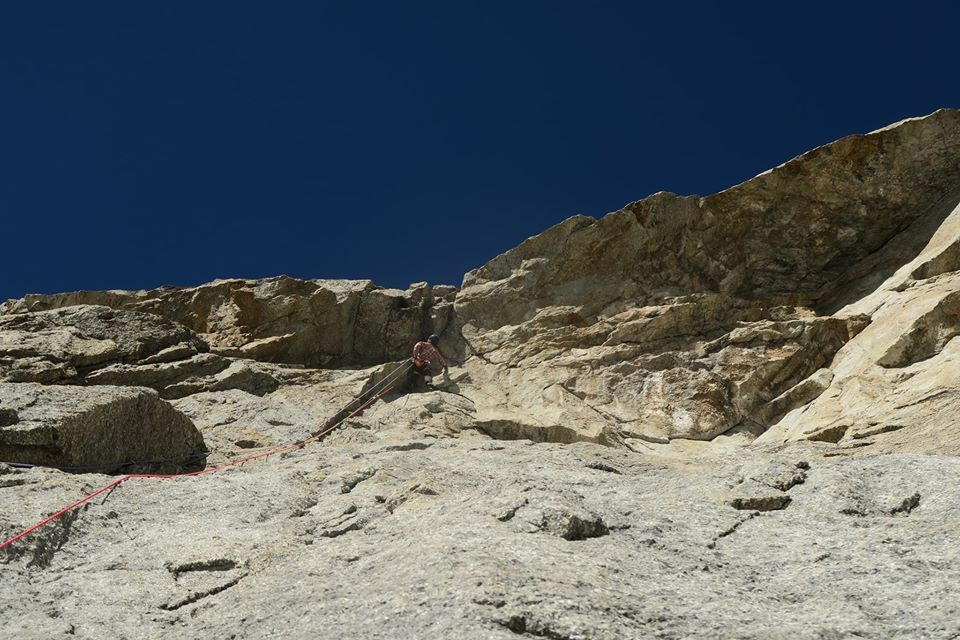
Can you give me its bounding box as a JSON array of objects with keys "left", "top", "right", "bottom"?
[{"left": 0, "top": 359, "right": 415, "bottom": 553}]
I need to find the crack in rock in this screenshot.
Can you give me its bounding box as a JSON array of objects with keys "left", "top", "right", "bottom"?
[
  {"left": 850, "top": 423, "right": 907, "bottom": 439},
  {"left": 707, "top": 512, "right": 759, "bottom": 549},
  {"left": 584, "top": 461, "right": 622, "bottom": 474},
  {"left": 339, "top": 468, "right": 377, "bottom": 494},
  {"left": 727, "top": 494, "right": 791, "bottom": 511},
  {"left": 160, "top": 572, "right": 248, "bottom": 611},
  {"left": 495, "top": 499, "right": 529, "bottom": 522},
  {"left": 166, "top": 557, "right": 239, "bottom": 577},
  {"left": 807, "top": 422, "right": 850, "bottom": 443},
  {"left": 0, "top": 407, "right": 18, "bottom": 426}
]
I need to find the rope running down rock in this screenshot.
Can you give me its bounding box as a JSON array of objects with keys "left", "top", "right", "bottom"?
[{"left": 0, "top": 359, "right": 414, "bottom": 552}]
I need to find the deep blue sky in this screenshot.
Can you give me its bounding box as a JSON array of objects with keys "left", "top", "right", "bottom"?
[{"left": 3, "top": 2, "right": 959, "bottom": 301}]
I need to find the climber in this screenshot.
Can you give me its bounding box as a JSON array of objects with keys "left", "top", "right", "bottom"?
[{"left": 411, "top": 334, "right": 448, "bottom": 391}]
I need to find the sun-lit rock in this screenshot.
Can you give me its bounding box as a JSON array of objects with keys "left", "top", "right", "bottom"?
[{"left": 3, "top": 109, "right": 960, "bottom": 639}]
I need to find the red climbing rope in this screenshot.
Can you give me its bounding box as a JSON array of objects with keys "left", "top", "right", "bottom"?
[{"left": 0, "top": 360, "right": 413, "bottom": 552}]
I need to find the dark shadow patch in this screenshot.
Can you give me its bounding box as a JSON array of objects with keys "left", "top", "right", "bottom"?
[
  {"left": 728, "top": 494, "right": 791, "bottom": 511},
  {"left": 584, "top": 461, "right": 622, "bottom": 474},
  {"left": 890, "top": 492, "right": 921, "bottom": 516},
  {"left": 473, "top": 420, "right": 602, "bottom": 446}
]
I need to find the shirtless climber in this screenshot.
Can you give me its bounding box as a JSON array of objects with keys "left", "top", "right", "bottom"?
[{"left": 411, "top": 334, "right": 448, "bottom": 390}]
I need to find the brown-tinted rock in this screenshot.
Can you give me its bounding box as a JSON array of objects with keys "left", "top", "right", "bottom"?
[
  {"left": 451, "top": 109, "right": 960, "bottom": 445},
  {"left": 3, "top": 277, "right": 457, "bottom": 368},
  {"left": 456, "top": 109, "right": 960, "bottom": 329},
  {"left": 0, "top": 305, "right": 206, "bottom": 384}
]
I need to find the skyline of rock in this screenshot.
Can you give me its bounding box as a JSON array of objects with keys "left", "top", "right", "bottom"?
[{"left": 3, "top": 109, "right": 960, "bottom": 639}]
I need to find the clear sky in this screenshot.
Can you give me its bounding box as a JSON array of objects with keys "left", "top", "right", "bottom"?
[{"left": 2, "top": 2, "right": 959, "bottom": 301}]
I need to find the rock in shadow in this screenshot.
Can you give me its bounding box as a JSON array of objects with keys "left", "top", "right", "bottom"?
[{"left": 4, "top": 508, "right": 83, "bottom": 569}]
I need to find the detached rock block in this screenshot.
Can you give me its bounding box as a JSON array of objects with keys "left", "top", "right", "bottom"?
[
  {"left": 0, "top": 383, "right": 205, "bottom": 472},
  {"left": 521, "top": 503, "right": 610, "bottom": 540}
]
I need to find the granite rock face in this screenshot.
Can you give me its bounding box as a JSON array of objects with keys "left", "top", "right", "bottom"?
[
  {"left": 2, "top": 435, "right": 959, "bottom": 639},
  {"left": 2, "top": 109, "right": 960, "bottom": 639}
]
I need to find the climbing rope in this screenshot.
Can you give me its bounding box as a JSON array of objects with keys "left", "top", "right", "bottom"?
[{"left": 0, "top": 359, "right": 414, "bottom": 553}]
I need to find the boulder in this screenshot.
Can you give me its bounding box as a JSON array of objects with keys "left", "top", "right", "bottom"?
[{"left": 0, "top": 383, "right": 205, "bottom": 472}]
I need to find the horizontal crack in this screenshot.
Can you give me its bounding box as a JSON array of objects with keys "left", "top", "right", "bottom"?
[
  {"left": 728, "top": 495, "right": 791, "bottom": 511},
  {"left": 168, "top": 558, "right": 238, "bottom": 576}
]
